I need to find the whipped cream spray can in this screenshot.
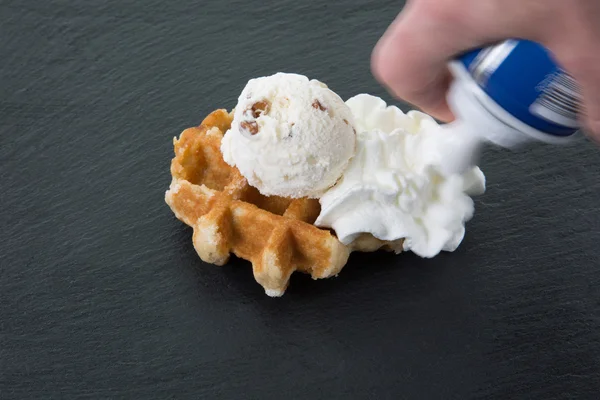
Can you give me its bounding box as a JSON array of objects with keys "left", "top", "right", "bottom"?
[{"left": 441, "top": 39, "right": 582, "bottom": 173}]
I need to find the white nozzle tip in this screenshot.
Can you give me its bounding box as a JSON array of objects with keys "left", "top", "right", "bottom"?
[{"left": 437, "top": 122, "right": 483, "bottom": 176}]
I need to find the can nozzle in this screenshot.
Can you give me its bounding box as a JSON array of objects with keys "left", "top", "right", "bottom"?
[{"left": 436, "top": 120, "right": 484, "bottom": 176}]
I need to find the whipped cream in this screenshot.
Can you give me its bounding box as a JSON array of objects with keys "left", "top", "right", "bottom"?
[{"left": 314, "top": 94, "right": 485, "bottom": 258}]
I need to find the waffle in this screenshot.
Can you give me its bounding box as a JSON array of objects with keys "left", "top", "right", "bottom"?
[{"left": 165, "top": 109, "right": 354, "bottom": 296}]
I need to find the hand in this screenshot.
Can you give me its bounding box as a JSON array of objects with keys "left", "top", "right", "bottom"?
[{"left": 371, "top": 0, "right": 600, "bottom": 142}]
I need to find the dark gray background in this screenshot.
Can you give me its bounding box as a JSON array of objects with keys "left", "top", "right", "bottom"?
[{"left": 2, "top": 0, "right": 600, "bottom": 398}]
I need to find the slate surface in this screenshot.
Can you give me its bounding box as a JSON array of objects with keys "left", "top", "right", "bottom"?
[{"left": 2, "top": 1, "right": 600, "bottom": 398}]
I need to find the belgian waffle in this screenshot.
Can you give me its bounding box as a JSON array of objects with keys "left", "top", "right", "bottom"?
[{"left": 165, "top": 109, "right": 353, "bottom": 296}]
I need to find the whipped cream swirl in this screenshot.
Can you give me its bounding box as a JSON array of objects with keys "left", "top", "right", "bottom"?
[{"left": 314, "top": 94, "right": 485, "bottom": 258}]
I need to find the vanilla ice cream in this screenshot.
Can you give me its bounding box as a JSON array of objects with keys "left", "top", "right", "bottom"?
[
  {"left": 315, "top": 94, "right": 485, "bottom": 258},
  {"left": 220, "top": 73, "right": 356, "bottom": 198}
]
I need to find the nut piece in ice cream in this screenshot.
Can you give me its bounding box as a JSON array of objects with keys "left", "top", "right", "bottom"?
[{"left": 220, "top": 73, "right": 356, "bottom": 199}]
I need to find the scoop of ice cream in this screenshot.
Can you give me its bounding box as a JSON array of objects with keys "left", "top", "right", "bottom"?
[
  {"left": 220, "top": 73, "right": 356, "bottom": 199},
  {"left": 314, "top": 94, "right": 485, "bottom": 258}
]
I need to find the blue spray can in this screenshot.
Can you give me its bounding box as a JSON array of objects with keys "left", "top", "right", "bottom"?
[{"left": 440, "top": 39, "right": 582, "bottom": 173}]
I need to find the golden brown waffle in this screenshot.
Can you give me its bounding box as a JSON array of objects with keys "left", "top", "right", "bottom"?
[{"left": 165, "top": 109, "right": 351, "bottom": 296}]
